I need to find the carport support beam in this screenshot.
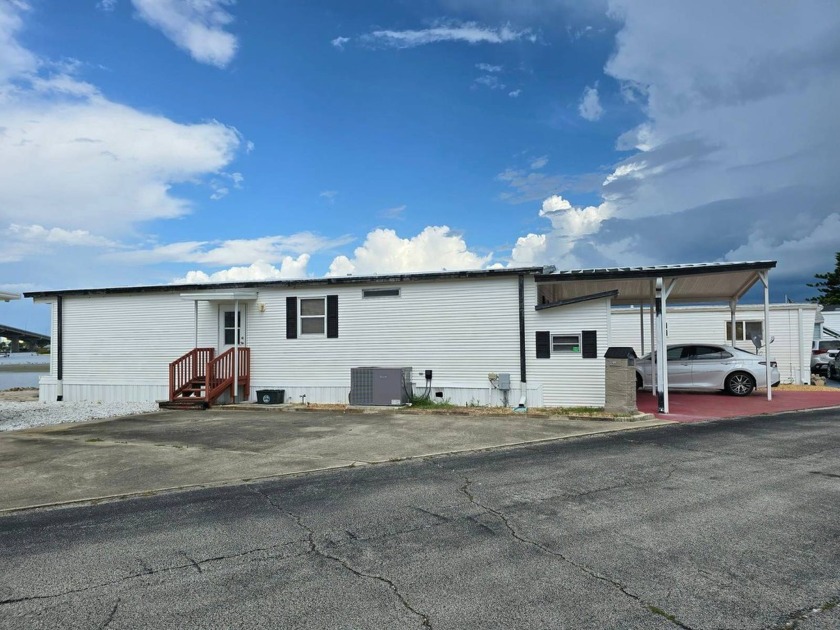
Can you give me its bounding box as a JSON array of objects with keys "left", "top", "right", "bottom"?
[
  {"left": 650, "top": 283, "right": 656, "bottom": 396},
  {"left": 234, "top": 299, "right": 239, "bottom": 403},
  {"left": 760, "top": 271, "right": 772, "bottom": 401},
  {"left": 729, "top": 299, "right": 737, "bottom": 347},
  {"left": 639, "top": 301, "right": 645, "bottom": 356},
  {"left": 655, "top": 278, "right": 676, "bottom": 413}
]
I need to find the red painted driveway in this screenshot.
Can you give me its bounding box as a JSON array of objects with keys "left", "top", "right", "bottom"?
[{"left": 636, "top": 389, "right": 840, "bottom": 422}]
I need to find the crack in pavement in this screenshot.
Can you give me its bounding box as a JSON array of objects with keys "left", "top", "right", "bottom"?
[
  {"left": 772, "top": 595, "right": 839, "bottom": 629},
  {"left": 0, "top": 543, "right": 306, "bottom": 607},
  {"left": 459, "top": 476, "right": 696, "bottom": 630},
  {"left": 182, "top": 551, "right": 203, "bottom": 574},
  {"left": 100, "top": 597, "right": 120, "bottom": 629},
  {"left": 809, "top": 470, "right": 840, "bottom": 479},
  {"left": 250, "top": 486, "right": 432, "bottom": 630}
]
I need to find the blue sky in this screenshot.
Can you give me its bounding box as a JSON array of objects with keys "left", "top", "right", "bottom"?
[{"left": 2, "top": 0, "right": 840, "bottom": 333}]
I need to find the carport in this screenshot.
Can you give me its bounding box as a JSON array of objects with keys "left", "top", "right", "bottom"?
[{"left": 535, "top": 261, "right": 777, "bottom": 413}]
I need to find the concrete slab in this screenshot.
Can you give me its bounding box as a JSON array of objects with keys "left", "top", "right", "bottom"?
[{"left": 0, "top": 408, "right": 669, "bottom": 512}]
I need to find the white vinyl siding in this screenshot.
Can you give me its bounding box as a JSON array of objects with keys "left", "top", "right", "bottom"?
[
  {"left": 51, "top": 293, "right": 219, "bottom": 401},
  {"left": 37, "top": 275, "right": 612, "bottom": 406},
  {"left": 525, "top": 286, "right": 611, "bottom": 407},
  {"left": 250, "top": 276, "right": 523, "bottom": 399}
]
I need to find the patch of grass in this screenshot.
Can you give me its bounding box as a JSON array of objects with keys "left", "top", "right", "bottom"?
[
  {"left": 647, "top": 606, "right": 678, "bottom": 623},
  {"left": 409, "top": 395, "right": 454, "bottom": 409}
]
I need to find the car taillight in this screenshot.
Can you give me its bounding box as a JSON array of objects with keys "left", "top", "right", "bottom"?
[{"left": 813, "top": 349, "right": 827, "bottom": 354}]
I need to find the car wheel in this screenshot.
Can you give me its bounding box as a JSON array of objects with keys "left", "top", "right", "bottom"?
[
  {"left": 725, "top": 372, "right": 755, "bottom": 396},
  {"left": 636, "top": 373, "right": 643, "bottom": 390}
]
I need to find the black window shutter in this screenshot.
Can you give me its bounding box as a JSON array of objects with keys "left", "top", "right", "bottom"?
[
  {"left": 326, "top": 295, "right": 338, "bottom": 338},
  {"left": 286, "top": 296, "right": 297, "bottom": 339},
  {"left": 582, "top": 330, "right": 597, "bottom": 358},
  {"left": 536, "top": 331, "right": 550, "bottom": 359}
]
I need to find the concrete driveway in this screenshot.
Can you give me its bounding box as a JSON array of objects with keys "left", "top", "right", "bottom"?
[{"left": 0, "top": 408, "right": 666, "bottom": 512}]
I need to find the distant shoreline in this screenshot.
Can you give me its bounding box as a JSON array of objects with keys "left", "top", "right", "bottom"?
[{"left": 0, "top": 364, "right": 50, "bottom": 373}]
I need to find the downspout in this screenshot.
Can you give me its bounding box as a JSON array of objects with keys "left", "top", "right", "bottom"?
[
  {"left": 56, "top": 296, "right": 63, "bottom": 402},
  {"left": 518, "top": 274, "right": 527, "bottom": 405}
]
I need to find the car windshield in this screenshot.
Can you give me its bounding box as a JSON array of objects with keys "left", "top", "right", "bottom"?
[{"left": 819, "top": 340, "right": 840, "bottom": 351}]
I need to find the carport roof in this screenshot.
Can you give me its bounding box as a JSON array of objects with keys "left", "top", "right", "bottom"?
[{"left": 536, "top": 260, "right": 776, "bottom": 306}]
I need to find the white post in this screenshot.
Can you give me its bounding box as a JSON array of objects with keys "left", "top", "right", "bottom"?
[
  {"left": 234, "top": 299, "right": 239, "bottom": 403},
  {"left": 650, "top": 286, "right": 657, "bottom": 396},
  {"left": 655, "top": 278, "right": 675, "bottom": 413},
  {"left": 194, "top": 301, "right": 198, "bottom": 349},
  {"left": 639, "top": 302, "right": 645, "bottom": 356},
  {"left": 798, "top": 307, "right": 807, "bottom": 384},
  {"left": 729, "top": 299, "right": 737, "bottom": 349},
  {"left": 761, "top": 271, "right": 772, "bottom": 400}
]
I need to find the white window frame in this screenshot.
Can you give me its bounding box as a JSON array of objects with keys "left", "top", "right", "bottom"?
[
  {"left": 362, "top": 287, "right": 401, "bottom": 299},
  {"left": 725, "top": 320, "right": 762, "bottom": 342},
  {"left": 552, "top": 333, "right": 581, "bottom": 353},
  {"left": 299, "top": 296, "right": 326, "bottom": 336}
]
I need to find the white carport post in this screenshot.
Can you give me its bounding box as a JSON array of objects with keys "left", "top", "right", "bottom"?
[
  {"left": 639, "top": 301, "right": 645, "bottom": 355},
  {"left": 194, "top": 301, "right": 199, "bottom": 348},
  {"left": 655, "top": 277, "right": 675, "bottom": 413},
  {"left": 729, "top": 299, "right": 737, "bottom": 348},
  {"left": 234, "top": 298, "right": 240, "bottom": 403},
  {"left": 759, "top": 270, "right": 772, "bottom": 401},
  {"left": 649, "top": 282, "right": 656, "bottom": 396}
]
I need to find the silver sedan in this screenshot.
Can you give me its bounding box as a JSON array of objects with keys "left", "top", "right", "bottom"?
[{"left": 635, "top": 344, "right": 780, "bottom": 396}]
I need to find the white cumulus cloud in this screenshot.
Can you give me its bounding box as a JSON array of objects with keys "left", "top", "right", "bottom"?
[
  {"left": 0, "top": 1, "right": 243, "bottom": 240},
  {"left": 172, "top": 257, "right": 311, "bottom": 284},
  {"left": 327, "top": 226, "right": 492, "bottom": 276},
  {"left": 578, "top": 84, "right": 603, "bottom": 121},
  {"left": 114, "top": 233, "right": 353, "bottom": 266},
  {"left": 131, "top": 0, "right": 238, "bottom": 68}
]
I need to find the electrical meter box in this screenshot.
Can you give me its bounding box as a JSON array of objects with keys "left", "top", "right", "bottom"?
[{"left": 497, "top": 373, "right": 511, "bottom": 390}]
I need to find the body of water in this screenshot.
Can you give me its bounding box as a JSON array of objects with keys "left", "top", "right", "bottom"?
[
  {"left": 0, "top": 370, "right": 44, "bottom": 390},
  {"left": 0, "top": 353, "right": 50, "bottom": 390}
]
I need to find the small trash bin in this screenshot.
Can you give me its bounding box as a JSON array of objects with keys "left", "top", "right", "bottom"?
[{"left": 256, "top": 389, "right": 285, "bottom": 404}]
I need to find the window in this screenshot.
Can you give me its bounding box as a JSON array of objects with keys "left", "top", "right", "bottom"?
[
  {"left": 363, "top": 288, "right": 400, "bottom": 298},
  {"left": 692, "top": 345, "right": 732, "bottom": 360},
  {"left": 287, "top": 295, "right": 338, "bottom": 339},
  {"left": 725, "top": 320, "right": 762, "bottom": 341},
  {"left": 552, "top": 334, "right": 580, "bottom": 353},
  {"left": 300, "top": 298, "right": 325, "bottom": 335},
  {"left": 223, "top": 310, "right": 240, "bottom": 345}
]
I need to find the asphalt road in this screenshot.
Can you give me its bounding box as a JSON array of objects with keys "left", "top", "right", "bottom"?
[{"left": 1, "top": 410, "right": 839, "bottom": 629}]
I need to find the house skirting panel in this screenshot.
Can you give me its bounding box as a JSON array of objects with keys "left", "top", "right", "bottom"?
[{"left": 38, "top": 378, "right": 167, "bottom": 403}]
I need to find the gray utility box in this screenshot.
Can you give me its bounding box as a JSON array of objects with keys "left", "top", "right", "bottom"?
[
  {"left": 604, "top": 347, "right": 638, "bottom": 414},
  {"left": 349, "top": 367, "right": 413, "bottom": 406}
]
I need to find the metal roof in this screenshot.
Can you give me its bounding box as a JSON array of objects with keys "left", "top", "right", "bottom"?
[
  {"left": 536, "top": 260, "right": 776, "bottom": 306},
  {"left": 24, "top": 266, "right": 554, "bottom": 299}
]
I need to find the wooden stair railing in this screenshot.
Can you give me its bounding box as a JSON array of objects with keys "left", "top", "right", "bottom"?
[
  {"left": 169, "top": 347, "right": 215, "bottom": 401},
  {"left": 205, "top": 347, "right": 251, "bottom": 405}
]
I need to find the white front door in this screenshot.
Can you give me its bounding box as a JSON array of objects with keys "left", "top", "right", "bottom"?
[{"left": 219, "top": 306, "right": 246, "bottom": 352}]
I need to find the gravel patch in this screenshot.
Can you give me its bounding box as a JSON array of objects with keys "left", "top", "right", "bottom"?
[{"left": 0, "top": 401, "right": 159, "bottom": 432}]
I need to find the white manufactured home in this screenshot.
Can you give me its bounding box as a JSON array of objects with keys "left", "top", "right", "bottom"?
[
  {"left": 26, "top": 267, "right": 616, "bottom": 408},
  {"left": 25, "top": 260, "right": 778, "bottom": 412}
]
